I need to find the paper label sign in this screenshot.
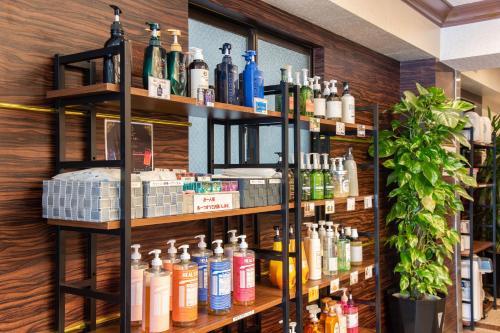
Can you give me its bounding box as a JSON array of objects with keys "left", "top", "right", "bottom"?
[
  {"left": 250, "top": 179, "right": 265, "bottom": 185},
  {"left": 193, "top": 193, "right": 233, "bottom": 213},
  {"left": 365, "top": 265, "right": 373, "bottom": 279},
  {"left": 304, "top": 202, "right": 315, "bottom": 217},
  {"left": 364, "top": 196, "right": 373, "bottom": 209},
  {"left": 253, "top": 98, "right": 268, "bottom": 115},
  {"left": 325, "top": 200, "right": 335, "bottom": 214},
  {"left": 336, "top": 122, "right": 345, "bottom": 136},
  {"left": 197, "top": 176, "right": 211, "bottom": 182},
  {"left": 268, "top": 179, "right": 281, "bottom": 184},
  {"left": 308, "top": 285, "right": 319, "bottom": 303},
  {"left": 330, "top": 278, "right": 340, "bottom": 294},
  {"left": 350, "top": 271, "right": 359, "bottom": 285},
  {"left": 233, "top": 310, "right": 255, "bottom": 322},
  {"left": 148, "top": 77, "right": 170, "bottom": 100},
  {"left": 309, "top": 117, "right": 320, "bottom": 133},
  {"left": 357, "top": 124, "right": 366, "bottom": 137},
  {"left": 346, "top": 197, "right": 356, "bottom": 211}
]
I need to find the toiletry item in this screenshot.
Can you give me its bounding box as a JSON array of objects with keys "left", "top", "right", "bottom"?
[
  {"left": 326, "top": 80, "right": 342, "bottom": 120},
  {"left": 325, "top": 302, "right": 340, "bottom": 333},
  {"left": 295, "top": 72, "right": 302, "bottom": 88},
  {"left": 344, "top": 226, "right": 352, "bottom": 239},
  {"left": 300, "top": 69, "right": 313, "bottom": 116},
  {"left": 344, "top": 147, "right": 359, "bottom": 197},
  {"left": 143, "top": 22, "right": 167, "bottom": 89},
  {"left": 304, "top": 222, "right": 313, "bottom": 261},
  {"left": 172, "top": 245, "right": 198, "bottom": 327},
  {"left": 336, "top": 303, "right": 347, "bottom": 333},
  {"left": 313, "top": 76, "right": 326, "bottom": 118},
  {"left": 345, "top": 293, "right": 359, "bottom": 333},
  {"left": 333, "top": 158, "right": 349, "bottom": 198},
  {"left": 166, "top": 29, "right": 187, "bottom": 96},
  {"left": 350, "top": 229, "right": 363, "bottom": 266},
  {"left": 301, "top": 152, "right": 312, "bottom": 201},
  {"left": 233, "top": 235, "right": 256, "bottom": 305},
  {"left": 269, "top": 225, "right": 281, "bottom": 287},
  {"left": 241, "top": 50, "right": 264, "bottom": 107},
  {"left": 270, "top": 227, "right": 297, "bottom": 290},
  {"left": 215, "top": 43, "right": 239, "bottom": 104},
  {"left": 341, "top": 82, "right": 355, "bottom": 124},
  {"left": 338, "top": 229, "right": 351, "bottom": 271},
  {"left": 320, "top": 297, "right": 333, "bottom": 326},
  {"left": 310, "top": 308, "right": 323, "bottom": 333},
  {"left": 322, "top": 154, "right": 334, "bottom": 199},
  {"left": 224, "top": 229, "right": 239, "bottom": 292},
  {"left": 323, "top": 81, "right": 331, "bottom": 106},
  {"left": 310, "top": 153, "right": 325, "bottom": 200},
  {"left": 323, "top": 222, "right": 338, "bottom": 276},
  {"left": 103, "top": 5, "right": 125, "bottom": 84},
  {"left": 131, "top": 244, "right": 148, "bottom": 326},
  {"left": 308, "top": 224, "right": 322, "bottom": 280},
  {"left": 192, "top": 234, "right": 213, "bottom": 307},
  {"left": 163, "top": 240, "right": 179, "bottom": 310},
  {"left": 142, "top": 249, "right": 171, "bottom": 333},
  {"left": 275, "top": 151, "right": 295, "bottom": 201},
  {"left": 290, "top": 225, "right": 309, "bottom": 284},
  {"left": 318, "top": 220, "right": 327, "bottom": 256},
  {"left": 340, "top": 288, "right": 349, "bottom": 310},
  {"left": 290, "top": 321, "right": 297, "bottom": 333},
  {"left": 208, "top": 240, "right": 231, "bottom": 315},
  {"left": 188, "top": 47, "right": 209, "bottom": 98}
]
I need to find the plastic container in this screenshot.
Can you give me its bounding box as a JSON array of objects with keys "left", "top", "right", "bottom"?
[
  {"left": 172, "top": 245, "right": 198, "bottom": 327},
  {"left": 233, "top": 235, "right": 255, "bottom": 305}
]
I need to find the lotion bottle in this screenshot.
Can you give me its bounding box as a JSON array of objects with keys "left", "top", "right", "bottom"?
[
  {"left": 325, "top": 301, "right": 340, "bottom": 333},
  {"left": 233, "top": 235, "right": 256, "bottom": 305},
  {"left": 188, "top": 47, "right": 209, "bottom": 98},
  {"left": 344, "top": 147, "right": 359, "bottom": 197},
  {"left": 313, "top": 76, "right": 326, "bottom": 118},
  {"left": 172, "top": 245, "right": 198, "bottom": 327},
  {"left": 131, "top": 244, "right": 148, "bottom": 326},
  {"left": 163, "top": 240, "right": 179, "bottom": 310},
  {"left": 308, "top": 224, "right": 322, "bottom": 280},
  {"left": 192, "top": 234, "right": 213, "bottom": 307},
  {"left": 322, "top": 154, "right": 334, "bottom": 199},
  {"left": 323, "top": 222, "right": 338, "bottom": 276},
  {"left": 341, "top": 82, "right": 355, "bottom": 124},
  {"left": 326, "top": 80, "right": 342, "bottom": 120},
  {"left": 142, "top": 249, "right": 171, "bottom": 333},
  {"left": 208, "top": 240, "right": 232, "bottom": 315},
  {"left": 224, "top": 229, "right": 239, "bottom": 292},
  {"left": 350, "top": 229, "right": 363, "bottom": 266}
]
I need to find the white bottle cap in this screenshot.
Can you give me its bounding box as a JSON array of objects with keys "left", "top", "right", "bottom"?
[
  {"left": 131, "top": 244, "right": 141, "bottom": 260},
  {"left": 195, "top": 234, "right": 207, "bottom": 249},
  {"left": 345, "top": 226, "right": 352, "bottom": 237},
  {"left": 212, "top": 239, "right": 224, "bottom": 254},
  {"left": 148, "top": 249, "right": 162, "bottom": 267},
  {"left": 307, "top": 77, "right": 314, "bottom": 88},
  {"left": 323, "top": 81, "right": 330, "bottom": 96},
  {"left": 227, "top": 229, "right": 238, "bottom": 243},
  {"left": 289, "top": 322, "right": 297, "bottom": 333},
  {"left": 351, "top": 228, "right": 359, "bottom": 239},
  {"left": 179, "top": 244, "right": 190, "bottom": 260},
  {"left": 306, "top": 304, "right": 319, "bottom": 312},
  {"left": 238, "top": 235, "right": 248, "bottom": 249},
  {"left": 321, "top": 153, "right": 329, "bottom": 170},
  {"left": 336, "top": 157, "right": 345, "bottom": 172},
  {"left": 330, "top": 158, "right": 337, "bottom": 172},
  {"left": 330, "top": 79, "right": 338, "bottom": 94},
  {"left": 313, "top": 76, "right": 321, "bottom": 90},
  {"left": 167, "top": 239, "right": 177, "bottom": 254},
  {"left": 189, "top": 47, "right": 204, "bottom": 60}
]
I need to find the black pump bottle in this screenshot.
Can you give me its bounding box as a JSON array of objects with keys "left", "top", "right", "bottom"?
[{"left": 103, "top": 5, "right": 125, "bottom": 83}]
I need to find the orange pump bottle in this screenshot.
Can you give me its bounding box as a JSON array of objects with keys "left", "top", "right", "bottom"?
[
  {"left": 289, "top": 226, "right": 309, "bottom": 284},
  {"left": 325, "top": 301, "right": 340, "bottom": 333},
  {"left": 162, "top": 239, "right": 179, "bottom": 310},
  {"left": 172, "top": 245, "right": 198, "bottom": 327},
  {"left": 270, "top": 226, "right": 296, "bottom": 290},
  {"left": 320, "top": 296, "right": 332, "bottom": 326}
]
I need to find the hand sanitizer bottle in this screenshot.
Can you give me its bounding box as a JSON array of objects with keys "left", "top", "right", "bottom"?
[
  {"left": 208, "top": 240, "right": 232, "bottom": 315},
  {"left": 192, "top": 234, "right": 213, "bottom": 307},
  {"left": 131, "top": 244, "right": 148, "bottom": 326}
]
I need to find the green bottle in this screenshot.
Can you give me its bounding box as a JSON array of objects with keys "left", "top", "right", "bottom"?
[
  {"left": 338, "top": 228, "right": 351, "bottom": 271},
  {"left": 143, "top": 22, "right": 167, "bottom": 89},
  {"left": 301, "top": 152, "right": 311, "bottom": 201},
  {"left": 299, "top": 68, "right": 313, "bottom": 116},
  {"left": 310, "top": 153, "right": 324, "bottom": 200},
  {"left": 166, "top": 29, "right": 187, "bottom": 96},
  {"left": 322, "top": 153, "right": 333, "bottom": 199}
]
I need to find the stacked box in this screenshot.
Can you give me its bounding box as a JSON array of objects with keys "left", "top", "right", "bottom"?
[
  {"left": 266, "top": 178, "right": 282, "bottom": 205},
  {"left": 42, "top": 179, "right": 143, "bottom": 222},
  {"left": 142, "top": 180, "right": 183, "bottom": 217}
]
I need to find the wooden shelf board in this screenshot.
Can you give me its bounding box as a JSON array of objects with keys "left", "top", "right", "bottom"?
[
  {"left": 461, "top": 240, "right": 494, "bottom": 256},
  {"left": 47, "top": 195, "right": 372, "bottom": 230},
  {"left": 299, "top": 115, "right": 374, "bottom": 131}
]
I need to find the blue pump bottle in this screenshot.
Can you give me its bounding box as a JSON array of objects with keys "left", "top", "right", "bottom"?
[
  {"left": 241, "top": 50, "right": 264, "bottom": 107},
  {"left": 215, "top": 43, "right": 239, "bottom": 105}
]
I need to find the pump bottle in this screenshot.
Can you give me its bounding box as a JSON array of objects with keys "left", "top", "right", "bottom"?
[
  {"left": 172, "top": 245, "right": 198, "bottom": 327},
  {"left": 142, "top": 250, "right": 171, "bottom": 333},
  {"left": 289, "top": 226, "right": 309, "bottom": 284},
  {"left": 188, "top": 47, "right": 209, "bottom": 99},
  {"left": 344, "top": 147, "right": 359, "bottom": 197},
  {"left": 233, "top": 235, "right": 256, "bottom": 305},
  {"left": 208, "top": 240, "right": 232, "bottom": 315},
  {"left": 313, "top": 76, "right": 326, "bottom": 118},
  {"left": 345, "top": 293, "right": 359, "bottom": 333},
  {"left": 326, "top": 80, "right": 342, "bottom": 120},
  {"left": 320, "top": 296, "right": 333, "bottom": 326},
  {"left": 318, "top": 220, "right": 327, "bottom": 257},
  {"left": 303, "top": 222, "right": 313, "bottom": 261},
  {"left": 224, "top": 229, "right": 239, "bottom": 292},
  {"left": 241, "top": 50, "right": 264, "bottom": 107},
  {"left": 323, "top": 222, "right": 338, "bottom": 276},
  {"left": 325, "top": 301, "right": 340, "bottom": 333},
  {"left": 295, "top": 72, "right": 302, "bottom": 88},
  {"left": 269, "top": 226, "right": 281, "bottom": 287},
  {"left": 338, "top": 229, "right": 351, "bottom": 272},
  {"left": 341, "top": 82, "right": 355, "bottom": 124},
  {"left": 322, "top": 154, "right": 334, "bottom": 199},
  {"left": 333, "top": 158, "right": 349, "bottom": 198},
  {"left": 131, "top": 244, "right": 148, "bottom": 326},
  {"left": 142, "top": 22, "right": 167, "bottom": 89},
  {"left": 310, "top": 153, "right": 325, "bottom": 200},
  {"left": 336, "top": 302, "right": 347, "bottom": 333},
  {"left": 103, "top": 5, "right": 125, "bottom": 84},
  {"left": 192, "top": 234, "right": 213, "bottom": 307},
  {"left": 299, "top": 69, "right": 313, "bottom": 116},
  {"left": 308, "top": 224, "right": 322, "bottom": 280},
  {"left": 300, "top": 152, "right": 311, "bottom": 201},
  {"left": 215, "top": 43, "right": 239, "bottom": 104},
  {"left": 166, "top": 29, "right": 187, "bottom": 96},
  {"left": 350, "top": 229, "right": 363, "bottom": 266},
  {"left": 163, "top": 239, "right": 179, "bottom": 310}
]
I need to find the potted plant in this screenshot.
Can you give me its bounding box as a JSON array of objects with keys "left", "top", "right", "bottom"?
[{"left": 374, "top": 84, "right": 476, "bottom": 333}]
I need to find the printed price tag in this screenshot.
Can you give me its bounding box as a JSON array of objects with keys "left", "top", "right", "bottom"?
[
  {"left": 148, "top": 77, "right": 170, "bottom": 100},
  {"left": 365, "top": 265, "right": 373, "bottom": 280},
  {"left": 308, "top": 285, "right": 319, "bottom": 303},
  {"left": 233, "top": 310, "right": 255, "bottom": 322},
  {"left": 309, "top": 117, "right": 320, "bottom": 133},
  {"left": 350, "top": 271, "right": 359, "bottom": 285},
  {"left": 197, "top": 176, "right": 211, "bottom": 182},
  {"left": 336, "top": 122, "right": 345, "bottom": 136},
  {"left": 325, "top": 200, "right": 335, "bottom": 214},
  {"left": 346, "top": 197, "right": 356, "bottom": 211},
  {"left": 364, "top": 195, "right": 373, "bottom": 209},
  {"left": 253, "top": 98, "right": 268, "bottom": 115},
  {"left": 357, "top": 124, "right": 366, "bottom": 137},
  {"left": 330, "top": 278, "right": 340, "bottom": 294},
  {"left": 304, "top": 202, "right": 315, "bottom": 217}
]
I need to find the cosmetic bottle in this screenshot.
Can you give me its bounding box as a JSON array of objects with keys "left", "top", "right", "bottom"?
[
  {"left": 103, "top": 5, "right": 125, "bottom": 84},
  {"left": 320, "top": 297, "right": 333, "bottom": 326},
  {"left": 338, "top": 229, "right": 351, "bottom": 272},
  {"left": 215, "top": 43, "right": 239, "bottom": 104},
  {"left": 166, "top": 29, "right": 187, "bottom": 96},
  {"left": 310, "top": 308, "right": 323, "bottom": 333},
  {"left": 241, "top": 50, "right": 264, "bottom": 107},
  {"left": 346, "top": 293, "right": 359, "bottom": 333},
  {"left": 307, "top": 78, "right": 315, "bottom": 117},
  {"left": 336, "top": 302, "right": 347, "bottom": 333},
  {"left": 299, "top": 69, "right": 313, "bottom": 116},
  {"left": 289, "top": 321, "right": 297, "bottom": 333},
  {"left": 131, "top": 244, "right": 148, "bottom": 326},
  {"left": 143, "top": 22, "right": 167, "bottom": 89},
  {"left": 334, "top": 157, "right": 349, "bottom": 198},
  {"left": 323, "top": 80, "right": 331, "bottom": 108},
  {"left": 313, "top": 76, "right": 326, "bottom": 118},
  {"left": 310, "top": 153, "right": 324, "bottom": 200},
  {"left": 325, "top": 301, "right": 340, "bottom": 333},
  {"left": 208, "top": 240, "right": 231, "bottom": 315},
  {"left": 308, "top": 224, "right": 322, "bottom": 280},
  {"left": 271, "top": 227, "right": 296, "bottom": 290},
  {"left": 192, "top": 234, "right": 213, "bottom": 307},
  {"left": 304, "top": 222, "right": 312, "bottom": 261},
  {"left": 301, "top": 152, "right": 311, "bottom": 201},
  {"left": 269, "top": 225, "right": 281, "bottom": 287},
  {"left": 290, "top": 225, "right": 309, "bottom": 284},
  {"left": 341, "top": 82, "right": 355, "bottom": 124},
  {"left": 344, "top": 147, "right": 359, "bottom": 197},
  {"left": 163, "top": 239, "right": 179, "bottom": 310},
  {"left": 295, "top": 71, "right": 302, "bottom": 88},
  {"left": 172, "top": 245, "right": 198, "bottom": 327},
  {"left": 326, "top": 80, "right": 342, "bottom": 120},
  {"left": 275, "top": 151, "right": 294, "bottom": 201},
  {"left": 341, "top": 288, "right": 349, "bottom": 311},
  {"left": 318, "top": 220, "right": 327, "bottom": 257},
  {"left": 275, "top": 67, "right": 287, "bottom": 112},
  {"left": 224, "top": 229, "right": 239, "bottom": 292},
  {"left": 323, "top": 222, "right": 338, "bottom": 276},
  {"left": 233, "top": 235, "right": 256, "bottom": 305},
  {"left": 188, "top": 47, "right": 209, "bottom": 98},
  {"left": 350, "top": 229, "right": 363, "bottom": 266},
  {"left": 142, "top": 249, "right": 171, "bottom": 333},
  {"left": 305, "top": 304, "right": 320, "bottom": 332},
  {"left": 322, "top": 153, "right": 334, "bottom": 199}
]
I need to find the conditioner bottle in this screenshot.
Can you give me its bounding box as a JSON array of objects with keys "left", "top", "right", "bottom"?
[
  {"left": 143, "top": 22, "right": 167, "bottom": 89},
  {"left": 103, "top": 5, "right": 125, "bottom": 84},
  {"left": 208, "top": 240, "right": 232, "bottom": 315},
  {"left": 172, "top": 245, "right": 198, "bottom": 327},
  {"left": 215, "top": 43, "right": 239, "bottom": 104},
  {"left": 131, "top": 244, "right": 148, "bottom": 326},
  {"left": 166, "top": 29, "right": 187, "bottom": 96}
]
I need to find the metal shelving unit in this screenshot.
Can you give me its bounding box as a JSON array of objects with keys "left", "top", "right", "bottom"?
[
  {"left": 461, "top": 128, "right": 497, "bottom": 331},
  {"left": 50, "top": 40, "right": 381, "bottom": 333}
]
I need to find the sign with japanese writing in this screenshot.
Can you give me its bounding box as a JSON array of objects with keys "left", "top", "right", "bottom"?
[
  {"left": 310, "top": 117, "right": 320, "bottom": 132},
  {"left": 193, "top": 193, "right": 233, "bottom": 213},
  {"left": 325, "top": 200, "right": 335, "bottom": 214},
  {"left": 336, "top": 122, "right": 345, "bottom": 135},
  {"left": 357, "top": 124, "right": 366, "bottom": 137},
  {"left": 148, "top": 76, "right": 170, "bottom": 100}
]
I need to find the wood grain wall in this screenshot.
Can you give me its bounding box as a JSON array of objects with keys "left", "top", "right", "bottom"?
[{"left": 0, "top": 0, "right": 403, "bottom": 332}]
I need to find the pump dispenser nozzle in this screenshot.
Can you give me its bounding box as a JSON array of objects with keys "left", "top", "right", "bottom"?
[
  {"left": 190, "top": 47, "right": 204, "bottom": 61},
  {"left": 301, "top": 68, "right": 309, "bottom": 86},
  {"left": 321, "top": 153, "right": 329, "bottom": 170},
  {"left": 313, "top": 76, "right": 321, "bottom": 91},
  {"left": 227, "top": 229, "right": 238, "bottom": 243},
  {"left": 295, "top": 72, "right": 302, "bottom": 87},
  {"left": 110, "top": 4, "right": 122, "bottom": 21},
  {"left": 289, "top": 322, "right": 297, "bottom": 333},
  {"left": 304, "top": 222, "right": 313, "bottom": 237},
  {"left": 237, "top": 235, "right": 248, "bottom": 249},
  {"left": 167, "top": 29, "right": 182, "bottom": 52},
  {"left": 131, "top": 244, "right": 141, "bottom": 260},
  {"left": 219, "top": 43, "right": 232, "bottom": 56},
  {"left": 330, "top": 79, "right": 338, "bottom": 94},
  {"left": 243, "top": 50, "right": 257, "bottom": 62},
  {"left": 167, "top": 239, "right": 177, "bottom": 254},
  {"left": 212, "top": 240, "right": 224, "bottom": 254},
  {"left": 109, "top": 4, "right": 123, "bottom": 34},
  {"left": 148, "top": 249, "right": 162, "bottom": 267},
  {"left": 307, "top": 77, "right": 314, "bottom": 88},
  {"left": 179, "top": 244, "right": 190, "bottom": 260},
  {"left": 323, "top": 81, "right": 331, "bottom": 96},
  {"left": 195, "top": 234, "right": 207, "bottom": 249}
]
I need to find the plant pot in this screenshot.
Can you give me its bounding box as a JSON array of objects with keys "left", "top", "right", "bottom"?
[{"left": 388, "top": 293, "right": 446, "bottom": 333}]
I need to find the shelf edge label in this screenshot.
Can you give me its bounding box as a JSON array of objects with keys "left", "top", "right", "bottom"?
[
  {"left": 148, "top": 77, "right": 170, "bottom": 100},
  {"left": 233, "top": 310, "right": 255, "bottom": 322},
  {"left": 336, "top": 122, "right": 345, "bottom": 136},
  {"left": 254, "top": 98, "right": 268, "bottom": 115},
  {"left": 346, "top": 197, "right": 355, "bottom": 211},
  {"left": 350, "top": 270, "right": 359, "bottom": 285},
  {"left": 304, "top": 202, "right": 315, "bottom": 217},
  {"left": 364, "top": 195, "right": 373, "bottom": 209},
  {"left": 330, "top": 278, "right": 340, "bottom": 294},
  {"left": 308, "top": 285, "right": 319, "bottom": 302},
  {"left": 325, "top": 199, "right": 335, "bottom": 214},
  {"left": 309, "top": 117, "right": 320, "bottom": 133},
  {"left": 365, "top": 265, "right": 373, "bottom": 279},
  {"left": 357, "top": 124, "right": 366, "bottom": 137}
]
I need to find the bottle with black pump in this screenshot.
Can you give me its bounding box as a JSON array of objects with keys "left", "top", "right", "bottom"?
[
  {"left": 143, "top": 22, "right": 168, "bottom": 89},
  {"left": 215, "top": 43, "right": 239, "bottom": 105},
  {"left": 104, "top": 5, "right": 125, "bottom": 84}
]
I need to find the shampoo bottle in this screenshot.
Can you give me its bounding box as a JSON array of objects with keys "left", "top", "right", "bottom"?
[
  {"left": 322, "top": 154, "right": 334, "bottom": 199},
  {"left": 233, "top": 235, "right": 256, "bottom": 305},
  {"left": 318, "top": 220, "right": 327, "bottom": 257},
  {"left": 338, "top": 229, "right": 351, "bottom": 272},
  {"left": 308, "top": 224, "right": 322, "bottom": 280},
  {"left": 241, "top": 50, "right": 264, "bottom": 107},
  {"left": 208, "top": 240, "right": 231, "bottom": 315},
  {"left": 301, "top": 152, "right": 311, "bottom": 201},
  {"left": 131, "top": 244, "right": 148, "bottom": 326},
  {"left": 143, "top": 22, "right": 167, "bottom": 89},
  {"left": 172, "top": 245, "right": 198, "bottom": 327},
  {"left": 103, "top": 5, "right": 125, "bottom": 84},
  {"left": 326, "top": 80, "right": 342, "bottom": 120},
  {"left": 224, "top": 229, "right": 239, "bottom": 292},
  {"left": 142, "top": 250, "right": 171, "bottom": 333},
  {"left": 310, "top": 153, "right": 325, "bottom": 200},
  {"left": 350, "top": 229, "right": 363, "bottom": 266},
  {"left": 188, "top": 47, "right": 209, "bottom": 98},
  {"left": 323, "top": 222, "right": 338, "bottom": 276},
  {"left": 192, "top": 234, "right": 213, "bottom": 307},
  {"left": 299, "top": 69, "right": 313, "bottom": 116},
  {"left": 341, "top": 82, "right": 355, "bottom": 124},
  {"left": 215, "top": 43, "right": 239, "bottom": 105},
  {"left": 345, "top": 147, "right": 359, "bottom": 197},
  {"left": 166, "top": 29, "right": 187, "bottom": 96},
  {"left": 313, "top": 76, "right": 326, "bottom": 118}
]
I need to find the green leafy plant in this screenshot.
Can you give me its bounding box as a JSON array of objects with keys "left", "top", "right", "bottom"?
[{"left": 372, "top": 84, "right": 476, "bottom": 299}]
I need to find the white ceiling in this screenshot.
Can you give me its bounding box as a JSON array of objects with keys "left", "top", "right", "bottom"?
[{"left": 446, "top": 0, "right": 484, "bottom": 6}]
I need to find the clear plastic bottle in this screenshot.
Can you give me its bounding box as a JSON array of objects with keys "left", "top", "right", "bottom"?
[
  {"left": 323, "top": 222, "right": 338, "bottom": 276},
  {"left": 299, "top": 69, "right": 313, "bottom": 116},
  {"left": 224, "top": 229, "right": 239, "bottom": 293},
  {"left": 191, "top": 234, "right": 213, "bottom": 307},
  {"left": 310, "top": 153, "right": 325, "bottom": 200},
  {"left": 131, "top": 244, "right": 148, "bottom": 326},
  {"left": 323, "top": 154, "right": 334, "bottom": 199},
  {"left": 162, "top": 239, "right": 179, "bottom": 311},
  {"left": 334, "top": 157, "right": 349, "bottom": 198},
  {"left": 344, "top": 147, "right": 359, "bottom": 197},
  {"left": 318, "top": 220, "right": 327, "bottom": 257},
  {"left": 350, "top": 228, "right": 363, "bottom": 266},
  {"left": 301, "top": 152, "right": 312, "bottom": 201},
  {"left": 172, "top": 245, "right": 198, "bottom": 327},
  {"left": 338, "top": 229, "right": 351, "bottom": 272},
  {"left": 142, "top": 249, "right": 171, "bottom": 333},
  {"left": 208, "top": 240, "right": 232, "bottom": 315},
  {"left": 233, "top": 235, "right": 256, "bottom": 305}
]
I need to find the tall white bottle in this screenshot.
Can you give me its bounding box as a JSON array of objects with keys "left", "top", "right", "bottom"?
[
  {"left": 308, "top": 224, "right": 322, "bottom": 280},
  {"left": 344, "top": 147, "right": 359, "bottom": 197},
  {"left": 303, "top": 222, "right": 313, "bottom": 261},
  {"left": 318, "top": 220, "right": 327, "bottom": 257},
  {"left": 341, "top": 81, "right": 355, "bottom": 124},
  {"left": 131, "top": 244, "right": 148, "bottom": 326}
]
